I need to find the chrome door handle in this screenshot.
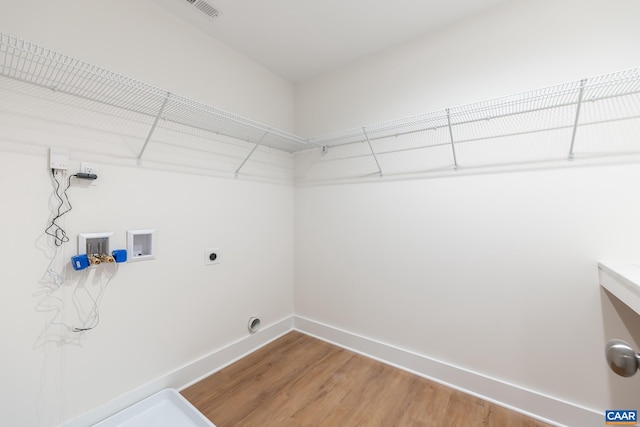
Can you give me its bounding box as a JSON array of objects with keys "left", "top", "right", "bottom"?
[{"left": 606, "top": 339, "right": 640, "bottom": 377}]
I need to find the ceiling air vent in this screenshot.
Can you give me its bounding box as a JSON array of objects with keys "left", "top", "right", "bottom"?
[{"left": 184, "top": 0, "right": 219, "bottom": 19}]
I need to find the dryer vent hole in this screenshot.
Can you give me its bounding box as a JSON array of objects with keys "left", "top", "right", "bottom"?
[{"left": 248, "top": 317, "right": 261, "bottom": 333}]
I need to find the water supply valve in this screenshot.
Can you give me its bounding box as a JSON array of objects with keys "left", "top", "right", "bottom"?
[
  {"left": 100, "top": 254, "right": 115, "bottom": 263},
  {"left": 88, "top": 255, "right": 102, "bottom": 266},
  {"left": 71, "top": 249, "right": 127, "bottom": 271}
]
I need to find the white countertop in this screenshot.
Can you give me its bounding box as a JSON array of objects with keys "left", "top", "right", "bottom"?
[{"left": 598, "top": 260, "right": 640, "bottom": 316}]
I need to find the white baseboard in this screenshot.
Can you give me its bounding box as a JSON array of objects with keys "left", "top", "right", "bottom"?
[
  {"left": 293, "top": 315, "right": 601, "bottom": 427},
  {"left": 61, "top": 316, "right": 294, "bottom": 427},
  {"left": 61, "top": 314, "right": 602, "bottom": 427}
]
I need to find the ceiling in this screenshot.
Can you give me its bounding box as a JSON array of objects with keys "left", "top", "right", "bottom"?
[{"left": 153, "top": 0, "right": 512, "bottom": 83}]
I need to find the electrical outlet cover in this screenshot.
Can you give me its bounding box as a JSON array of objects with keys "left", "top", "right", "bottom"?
[
  {"left": 204, "top": 248, "right": 220, "bottom": 265},
  {"left": 80, "top": 162, "right": 97, "bottom": 175}
]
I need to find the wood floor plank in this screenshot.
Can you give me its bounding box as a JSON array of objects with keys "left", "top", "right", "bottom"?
[
  {"left": 396, "top": 378, "right": 451, "bottom": 426},
  {"left": 181, "top": 331, "right": 551, "bottom": 427}
]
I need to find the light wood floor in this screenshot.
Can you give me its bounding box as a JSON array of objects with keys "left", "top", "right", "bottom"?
[{"left": 182, "top": 331, "right": 550, "bottom": 427}]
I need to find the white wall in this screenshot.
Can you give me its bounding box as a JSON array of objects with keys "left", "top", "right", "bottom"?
[
  {"left": 294, "top": 0, "right": 640, "bottom": 419},
  {"left": 295, "top": 0, "right": 640, "bottom": 137},
  {"left": 0, "top": 1, "right": 295, "bottom": 425},
  {"left": 0, "top": 156, "right": 294, "bottom": 426}
]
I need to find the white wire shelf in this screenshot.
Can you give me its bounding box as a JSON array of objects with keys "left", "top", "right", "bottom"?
[
  {"left": 311, "top": 69, "right": 640, "bottom": 149},
  {"left": 1, "top": 32, "right": 639, "bottom": 181},
  {"left": 305, "top": 67, "right": 640, "bottom": 179},
  {"left": 0, "top": 33, "right": 315, "bottom": 165}
]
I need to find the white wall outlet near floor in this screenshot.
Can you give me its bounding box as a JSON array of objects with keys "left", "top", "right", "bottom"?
[{"left": 204, "top": 248, "right": 220, "bottom": 266}]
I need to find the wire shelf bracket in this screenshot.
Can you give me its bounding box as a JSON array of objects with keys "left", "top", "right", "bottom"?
[
  {"left": 235, "top": 130, "right": 269, "bottom": 177},
  {"left": 567, "top": 79, "right": 587, "bottom": 161},
  {"left": 137, "top": 92, "right": 170, "bottom": 165},
  {"left": 446, "top": 109, "right": 459, "bottom": 169},
  {"left": 363, "top": 127, "right": 383, "bottom": 176}
]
